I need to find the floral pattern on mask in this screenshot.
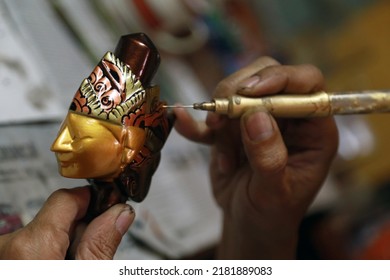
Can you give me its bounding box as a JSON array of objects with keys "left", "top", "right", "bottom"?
[{"left": 69, "top": 52, "right": 145, "bottom": 126}]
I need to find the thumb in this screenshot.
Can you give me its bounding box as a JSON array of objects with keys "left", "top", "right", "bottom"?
[
  {"left": 241, "top": 109, "right": 288, "bottom": 178},
  {"left": 74, "top": 204, "right": 135, "bottom": 260}
]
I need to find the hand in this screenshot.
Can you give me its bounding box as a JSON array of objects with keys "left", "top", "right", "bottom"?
[
  {"left": 174, "top": 57, "right": 338, "bottom": 259},
  {"left": 0, "top": 186, "right": 135, "bottom": 259}
]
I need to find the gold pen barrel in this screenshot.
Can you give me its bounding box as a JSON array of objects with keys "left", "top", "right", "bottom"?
[
  {"left": 211, "top": 91, "right": 390, "bottom": 118},
  {"left": 213, "top": 92, "right": 331, "bottom": 118}
]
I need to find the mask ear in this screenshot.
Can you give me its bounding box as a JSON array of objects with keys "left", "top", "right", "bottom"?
[{"left": 121, "top": 126, "right": 146, "bottom": 165}]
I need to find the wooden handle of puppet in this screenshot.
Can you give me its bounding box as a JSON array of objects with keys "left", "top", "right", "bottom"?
[{"left": 84, "top": 181, "right": 128, "bottom": 222}]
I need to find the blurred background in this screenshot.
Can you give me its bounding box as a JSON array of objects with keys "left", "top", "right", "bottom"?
[{"left": 1, "top": 0, "right": 390, "bottom": 259}]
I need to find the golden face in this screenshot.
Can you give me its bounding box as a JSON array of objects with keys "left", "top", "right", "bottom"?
[{"left": 50, "top": 112, "right": 146, "bottom": 180}]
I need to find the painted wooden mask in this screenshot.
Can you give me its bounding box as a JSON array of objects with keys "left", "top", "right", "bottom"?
[{"left": 51, "top": 33, "right": 173, "bottom": 217}]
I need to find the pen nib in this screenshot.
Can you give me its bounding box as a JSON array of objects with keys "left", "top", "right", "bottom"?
[
  {"left": 163, "top": 105, "right": 194, "bottom": 109},
  {"left": 193, "top": 101, "right": 216, "bottom": 112},
  {"left": 163, "top": 101, "right": 216, "bottom": 112}
]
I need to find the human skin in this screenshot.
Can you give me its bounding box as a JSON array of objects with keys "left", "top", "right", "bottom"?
[
  {"left": 0, "top": 186, "right": 134, "bottom": 259},
  {"left": 174, "top": 57, "right": 339, "bottom": 259}
]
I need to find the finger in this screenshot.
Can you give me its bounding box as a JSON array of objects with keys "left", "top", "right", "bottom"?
[
  {"left": 173, "top": 107, "right": 214, "bottom": 144},
  {"left": 241, "top": 109, "right": 338, "bottom": 200},
  {"left": 209, "top": 119, "right": 245, "bottom": 199},
  {"left": 241, "top": 109, "right": 287, "bottom": 182},
  {"left": 4, "top": 187, "right": 90, "bottom": 259},
  {"left": 0, "top": 234, "right": 12, "bottom": 259},
  {"left": 282, "top": 117, "right": 339, "bottom": 179},
  {"left": 34, "top": 186, "right": 90, "bottom": 224},
  {"left": 74, "top": 203, "right": 135, "bottom": 260},
  {"left": 238, "top": 64, "right": 325, "bottom": 97},
  {"left": 213, "top": 56, "right": 280, "bottom": 98},
  {"left": 213, "top": 120, "right": 242, "bottom": 173},
  {"left": 206, "top": 57, "right": 280, "bottom": 128}
]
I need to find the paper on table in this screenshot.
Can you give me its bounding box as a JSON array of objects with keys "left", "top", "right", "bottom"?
[
  {"left": 0, "top": 0, "right": 96, "bottom": 124},
  {"left": 0, "top": 7, "right": 64, "bottom": 124}
]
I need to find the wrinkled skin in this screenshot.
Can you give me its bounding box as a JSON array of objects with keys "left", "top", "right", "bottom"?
[
  {"left": 0, "top": 186, "right": 134, "bottom": 259},
  {"left": 174, "top": 57, "right": 339, "bottom": 259}
]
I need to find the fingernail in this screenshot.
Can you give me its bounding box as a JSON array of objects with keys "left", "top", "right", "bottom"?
[
  {"left": 115, "top": 205, "right": 135, "bottom": 236},
  {"left": 238, "top": 75, "right": 260, "bottom": 91},
  {"left": 244, "top": 110, "right": 274, "bottom": 142}
]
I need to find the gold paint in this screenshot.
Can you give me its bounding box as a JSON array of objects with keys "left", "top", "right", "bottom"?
[{"left": 51, "top": 112, "right": 146, "bottom": 180}]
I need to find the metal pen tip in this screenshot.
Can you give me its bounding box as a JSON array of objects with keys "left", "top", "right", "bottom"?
[
  {"left": 193, "top": 101, "right": 216, "bottom": 112},
  {"left": 163, "top": 101, "right": 216, "bottom": 112},
  {"left": 163, "top": 105, "right": 194, "bottom": 109},
  {"left": 193, "top": 103, "right": 203, "bottom": 110}
]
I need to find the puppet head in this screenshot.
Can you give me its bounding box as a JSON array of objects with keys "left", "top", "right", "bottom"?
[{"left": 51, "top": 33, "right": 173, "bottom": 208}]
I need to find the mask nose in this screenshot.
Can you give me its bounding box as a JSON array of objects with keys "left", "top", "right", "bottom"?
[{"left": 51, "top": 126, "right": 73, "bottom": 152}]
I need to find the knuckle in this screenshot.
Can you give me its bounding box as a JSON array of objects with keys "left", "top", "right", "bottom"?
[
  {"left": 45, "top": 188, "right": 82, "bottom": 210},
  {"left": 300, "top": 63, "right": 323, "bottom": 76},
  {"left": 46, "top": 188, "right": 73, "bottom": 204},
  {"left": 297, "top": 64, "right": 325, "bottom": 89},
  {"left": 266, "top": 153, "right": 287, "bottom": 174},
  {"left": 214, "top": 78, "right": 236, "bottom": 98},
  {"left": 254, "top": 147, "right": 288, "bottom": 175},
  {"left": 254, "top": 56, "right": 281, "bottom": 67}
]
